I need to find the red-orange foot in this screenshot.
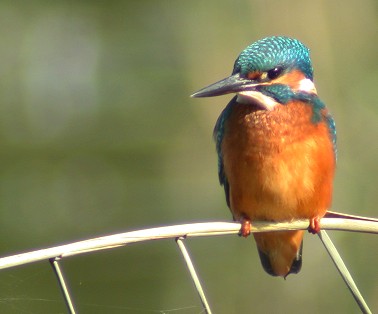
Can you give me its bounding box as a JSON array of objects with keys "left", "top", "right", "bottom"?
[
  {"left": 239, "top": 217, "right": 252, "bottom": 237},
  {"left": 308, "top": 217, "right": 321, "bottom": 234}
]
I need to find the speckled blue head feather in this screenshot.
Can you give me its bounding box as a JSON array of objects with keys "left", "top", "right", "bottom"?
[{"left": 233, "top": 36, "right": 313, "bottom": 80}]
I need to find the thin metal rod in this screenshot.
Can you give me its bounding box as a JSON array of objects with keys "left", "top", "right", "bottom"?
[
  {"left": 317, "top": 230, "right": 372, "bottom": 314},
  {"left": 176, "top": 237, "right": 212, "bottom": 314},
  {"left": 0, "top": 218, "right": 377, "bottom": 271},
  {"left": 49, "top": 258, "right": 77, "bottom": 314}
]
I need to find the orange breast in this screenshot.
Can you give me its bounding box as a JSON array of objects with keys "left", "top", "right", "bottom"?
[{"left": 221, "top": 100, "right": 335, "bottom": 222}]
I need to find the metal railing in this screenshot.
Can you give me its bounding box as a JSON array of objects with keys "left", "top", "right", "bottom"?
[{"left": 0, "top": 212, "right": 377, "bottom": 314}]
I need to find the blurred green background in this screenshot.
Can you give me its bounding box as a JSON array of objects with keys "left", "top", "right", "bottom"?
[{"left": 0, "top": 1, "right": 376, "bottom": 313}]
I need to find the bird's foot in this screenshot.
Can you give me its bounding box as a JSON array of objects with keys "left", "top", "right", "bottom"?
[
  {"left": 308, "top": 217, "right": 321, "bottom": 234},
  {"left": 239, "top": 217, "right": 252, "bottom": 238}
]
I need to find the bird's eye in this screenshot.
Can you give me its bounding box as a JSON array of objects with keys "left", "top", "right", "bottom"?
[{"left": 267, "top": 67, "right": 283, "bottom": 80}]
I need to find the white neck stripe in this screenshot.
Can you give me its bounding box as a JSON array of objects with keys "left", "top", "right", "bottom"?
[{"left": 297, "top": 78, "right": 317, "bottom": 94}]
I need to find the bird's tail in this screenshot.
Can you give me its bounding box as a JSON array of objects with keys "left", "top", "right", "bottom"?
[{"left": 254, "top": 230, "right": 304, "bottom": 277}]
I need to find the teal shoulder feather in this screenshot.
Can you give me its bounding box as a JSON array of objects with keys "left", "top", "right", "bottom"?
[{"left": 213, "top": 96, "right": 237, "bottom": 207}]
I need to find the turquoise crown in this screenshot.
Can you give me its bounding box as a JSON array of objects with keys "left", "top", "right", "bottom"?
[{"left": 233, "top": 36, "right": 314, "bottom": 80}]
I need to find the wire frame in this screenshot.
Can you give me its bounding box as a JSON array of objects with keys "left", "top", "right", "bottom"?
[{"left": 0, "top": 214, "right": 377, "bottom": 314}]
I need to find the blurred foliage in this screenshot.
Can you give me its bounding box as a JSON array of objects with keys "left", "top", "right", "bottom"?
[{"left": 0, "top": 0, "right": 376, "bottom": 313}]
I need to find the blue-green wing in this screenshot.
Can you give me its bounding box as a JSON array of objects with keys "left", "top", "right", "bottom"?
[{"left": 213, "top": 96, "right": 236, "bottom": 207}]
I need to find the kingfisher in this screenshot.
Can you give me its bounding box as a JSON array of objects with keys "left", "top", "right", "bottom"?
[{"left": 192, "top": 36, "right": 336, "bottom": 277}]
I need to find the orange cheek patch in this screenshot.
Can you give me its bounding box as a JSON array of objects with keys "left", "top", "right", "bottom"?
[
  {"left": 247, "top": 71, "right": 262, "bottom": 80},
  {"left": 274, "top": 70, "right": 305, "bottom": 89}
]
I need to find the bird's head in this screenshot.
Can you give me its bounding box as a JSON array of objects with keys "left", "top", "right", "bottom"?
[{"left": 192, "top": 36, "right": 317, "bottom": 110}]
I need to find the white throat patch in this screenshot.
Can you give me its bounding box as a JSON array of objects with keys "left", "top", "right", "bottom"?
[{"left": 236, "top": 90, "right": 278, "bottom": 111}]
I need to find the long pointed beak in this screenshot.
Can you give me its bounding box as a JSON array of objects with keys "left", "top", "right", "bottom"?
[{"left": 191, "top": 73, "right": 258, "bottom": 98}]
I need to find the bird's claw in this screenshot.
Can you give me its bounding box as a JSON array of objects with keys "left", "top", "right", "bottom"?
[
  {"left": 239, "top": 217, "right": 252, "bottom": 237},
  {"left": 308, "top": 217, "right": 321, "bottom": 234}
]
